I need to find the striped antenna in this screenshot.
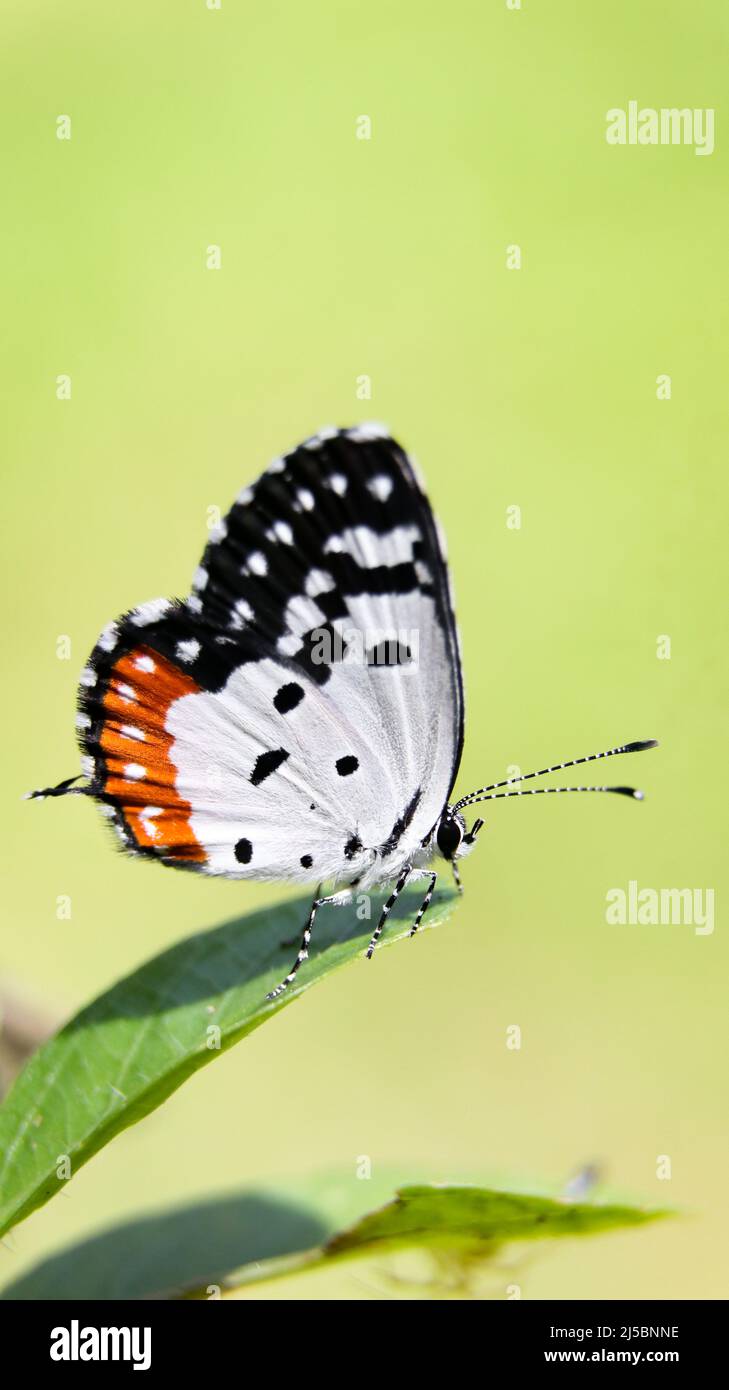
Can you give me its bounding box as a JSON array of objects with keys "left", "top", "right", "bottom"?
[{"left": 453, "top": 739, "right": 658, "bottom": 811}]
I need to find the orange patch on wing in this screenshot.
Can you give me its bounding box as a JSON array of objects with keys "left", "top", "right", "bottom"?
[{"left": 100, "top": 645, "right": 206, "bottom": 861}]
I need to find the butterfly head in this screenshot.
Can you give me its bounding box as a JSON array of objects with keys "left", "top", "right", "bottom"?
[{"left": 433, "top": 808, "right": 480, "bottom": 863}]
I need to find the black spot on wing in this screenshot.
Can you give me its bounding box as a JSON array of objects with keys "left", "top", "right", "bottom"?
[
  {"left": 344, "top": 835, "right": 362, "bottom": 859},
  {"left": 251, "top": 748, "right": 289, "bottom": 786},
  {"left": 293, "top": 623, "right": 349, "bottom": 686},
  {"left": 336, "top": 755, "right": 359, "bottom": 777},
  {"left": 235, "top": 837, "right": 252, "bottom": 864},
  {"left": 300, "top": 854, "right": 313, "bottom": 869},
  {"left": 273, "top": 681, "right": 304, "bottom": 713},
  {"left": 366, "top": 639, "right": 413, "bottom": 667}
]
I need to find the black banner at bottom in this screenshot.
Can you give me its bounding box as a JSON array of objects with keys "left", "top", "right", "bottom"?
[{"left": 1, "top": 1298, "right": 722, "bottom": 1373}]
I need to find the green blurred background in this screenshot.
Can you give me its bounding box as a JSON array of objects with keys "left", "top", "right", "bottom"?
[{"left": 2, "top": 0, "right": 727, "bottom": 1298}]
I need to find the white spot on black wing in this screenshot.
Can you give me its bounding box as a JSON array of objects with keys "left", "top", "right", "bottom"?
[
  {"left": 305, "top": 569, "right": 335, "bottom": 598},
  {"left": 131, "top": 598, "right": 172, "bottom": 626},
  {"left": 367, "top": 474, "right": 394, "bottom": 502},
  {"left": 176, "top": 638, "right": 201, "bottom": 663},
  {"left": 245, "top": 551, "right": 268, "bottom": 576},
  {"left": 98, "top": 621, "right": 119, "bottom": 652}
]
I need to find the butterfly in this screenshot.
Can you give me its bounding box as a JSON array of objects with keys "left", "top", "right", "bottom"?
[{"left": 28, "top": 424, "right": 657, "bottom": 998}]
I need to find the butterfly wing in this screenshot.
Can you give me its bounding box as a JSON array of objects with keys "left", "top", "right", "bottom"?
[{"left": 77, "top": 424, "right": 464, "bottom": 884}]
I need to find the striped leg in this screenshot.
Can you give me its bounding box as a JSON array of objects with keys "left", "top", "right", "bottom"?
[
  {"left": 409, "top": 871, "right": 437, "bottom": 937},
  {"left": 267, "top": 889, "right": 350, "bottom": 1000},
  {"left": 23, "top": 775, "right": 87, "bottom": 801},
  {"left": 451, "top": 860, "right": 463, "bottom": 894},
  {"left": 366, "top": 864, "right": 411, "bottom": 959}
]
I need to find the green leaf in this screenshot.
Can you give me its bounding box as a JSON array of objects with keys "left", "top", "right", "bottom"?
[
  {"left": 0, "top": 1191, "right": 331, "bottom": 1300},
  {"left": 0, "top": 888, "right": 455, "bottom": 1240},
  {"left": 0, "top": 1167, "right": 413, "bottom": 1300},
  {"left": 323, "top": 1184, "right": 668, "bottom": 1258},
  {"left": 217, "top": 1183, "right": 669, "bottom": 1297},
  {"left": 0, "top": 1181, "right": 669, "bottom": 1301}
]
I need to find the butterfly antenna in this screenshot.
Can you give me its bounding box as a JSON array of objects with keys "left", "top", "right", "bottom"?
[
  {"left": 22, "top": 775, "right": 89, "bottom": 802},
  {"left": 453, "top": 739, "right": 658, "bottom": 811}
]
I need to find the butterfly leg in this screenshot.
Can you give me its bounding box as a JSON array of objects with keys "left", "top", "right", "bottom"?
[
  {"left": 366, "top": 864, "right": 411, "bottom": 959},
  {"left": 409, "top": 871, "right": 438, "bottom": 937},
  {"left": 267, "top": 889, "right": 352, "bottom": 1000},
  {"left": 451, "top": 860, "right": 463, "bottom": 894},
  {"left": 23, "top": 775, "right": 87, "bottom": 801}
]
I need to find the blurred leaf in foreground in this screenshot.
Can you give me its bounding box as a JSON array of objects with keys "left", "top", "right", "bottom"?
[
  {"left": 0, "top": 1180, "right": 668, "bottom": 1301},
  {"left": 0, "top": 1191, "right": 329, "bottom": 1300},
  {"left": 218, "top": 1183, "right": 669, "bottom": 1299}
]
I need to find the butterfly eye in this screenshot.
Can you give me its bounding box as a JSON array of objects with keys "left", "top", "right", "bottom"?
[{"left": 436, "top": 815, "right": 462, "bottom": 860}]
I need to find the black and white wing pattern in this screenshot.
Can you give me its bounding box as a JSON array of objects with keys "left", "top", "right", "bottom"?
[{"left": 76, "top": 424, "right": 464, "bottom": 890}]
